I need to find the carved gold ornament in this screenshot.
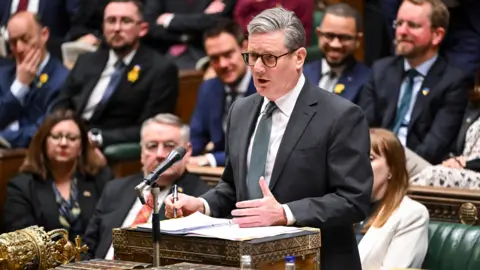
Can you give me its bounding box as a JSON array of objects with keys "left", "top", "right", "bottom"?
[{"left": 0, "top": 226, "right": 87, "bottom": 270}]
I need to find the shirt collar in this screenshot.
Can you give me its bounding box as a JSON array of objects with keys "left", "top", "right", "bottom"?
[
  {"left": 403, "top": 54, "right": 438, "bottom": 76},
  {"left": 225, "top": 68, "right": 252, "bottom": 94},
  {"left": 321, "top": 58, "right": 345, "bottom": 77},
  {"left": 108, "top": 49, "right": 137, "bottom": 67},
  {"left": 37, "top": 52, "right": 50, "bottom": 76},
  {"left": 261, "top": 73, "right": 305, "bottom": 118}
]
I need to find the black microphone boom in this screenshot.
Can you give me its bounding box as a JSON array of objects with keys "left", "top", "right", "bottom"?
[
  {"left": 134, "top": 146, "right": 187, "bottom": 204},
  {"left": 144, "top": 146, "right": 187, "bottom": 185}
]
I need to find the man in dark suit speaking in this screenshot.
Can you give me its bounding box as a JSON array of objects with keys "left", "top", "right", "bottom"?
[{"left": 164, "top": 8, "right": 373, "bottom": 270}]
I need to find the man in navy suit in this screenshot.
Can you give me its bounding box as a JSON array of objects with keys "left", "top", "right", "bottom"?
[
  {"left": 0, "top": 12, "right": 68, "bottom": 148},
  {"left": 303, "top": 3, "right": 370, "bottom": 104},
  {"left": 188, "top": 19, "right": 256, "bottom": 167},
  {"left": 382, "top": 0, "right": 480, "bottom": 81},
  {"left": 0, "top": 0, "right": 78, "bottom": 60},
  {"left": 358, "top": 0, "right": 469, "bottom": 173}
]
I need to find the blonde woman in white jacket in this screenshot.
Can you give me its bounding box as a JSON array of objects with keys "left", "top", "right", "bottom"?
[{"left": 358, "top": 129, "right": 430, "bottom": 270}]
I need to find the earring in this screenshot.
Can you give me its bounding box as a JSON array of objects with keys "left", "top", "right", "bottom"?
[{"left": 387, "top": 173, "right": 392, "bottom": 179}]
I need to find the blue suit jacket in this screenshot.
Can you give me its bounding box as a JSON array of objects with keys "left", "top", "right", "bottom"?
[
  {"left": 190, "top": 76, "right": 256, "bottom": 166},
  {"left": 0, "top": 56, "right": 68, "bottom": 147},
  {"left": 0, "top": 0, "right": 77, "bottom": 38},
  {"left": 303, "top": 59, "right": 371, "bottom": 104}
]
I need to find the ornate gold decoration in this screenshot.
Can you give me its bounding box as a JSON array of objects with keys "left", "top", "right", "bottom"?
[
  {"left": 459, "top": 202, "right": 478, "bottom": 225},
  {"left": 0, "top": 226, "right": 87, "bottom": 270}
]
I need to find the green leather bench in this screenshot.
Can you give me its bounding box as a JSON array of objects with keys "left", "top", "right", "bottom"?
[
  {"left": 424, "top": 222, "right": 480, "bottom": 270},
  {"left": 104, "top": 143, "right": 141, "bottom": 163},
  {"left": 305, "top": 10, "right": 323, "bottom": 63}
]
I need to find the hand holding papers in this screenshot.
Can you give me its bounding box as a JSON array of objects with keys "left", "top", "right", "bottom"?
[{"left": 137, "top": 212, "right": 301, "bottom": 241}]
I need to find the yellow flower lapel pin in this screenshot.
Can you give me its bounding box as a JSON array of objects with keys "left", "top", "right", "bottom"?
[
  {"left": 422, "top": 88, "right": 430, "bottom": 96},
  {"left": 37, "top": 73, "right": 49, "bottom": 88},
  {"left": 334, "top": 83, "right": 345, "bottom": 94},
  {"left": 127, "top": 65, "right": 141, "bottom": 83}
]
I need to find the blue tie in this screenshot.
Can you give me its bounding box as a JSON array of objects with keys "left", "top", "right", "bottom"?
[
  {"left": 98, "top": 60, "right": 126, "bottom": 106},
  {"left": 391, "top": 69, "right": 419, "bottom": 134},
  {"left": 247, "top": 101, "right": 278, "bottom": 200}
]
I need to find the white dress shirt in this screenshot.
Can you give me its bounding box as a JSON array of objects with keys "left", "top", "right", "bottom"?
[
  {"left": 81, "top": 49, "right": 136, "bottom": 120},
  {"left": 202, "top": 74, "right": 306, "bottom": 225},
  {"left": 318, "top": 59, "right": 344, "bottom": 92},
  {"left": 396, "top": 54, "right": 437, "bottom": 146},
  {"left": 104, "top": 186, "right": 170, "bottom": 260},
  {"left": 205, "top": 69, "right": 253, "bottom": 167}
]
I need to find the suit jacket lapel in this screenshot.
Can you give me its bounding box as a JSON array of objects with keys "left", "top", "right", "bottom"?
[
  {"left": 76, "top": 176, "right": 98, "bottom": 230},
  {"left": 36, "top": 177, "right": 62, "bottom": 230},
  {"left": 238, "top": 95, "right": 263, "bottom": 201},
  {"left": 78, "top": 49, "right": 109, "bottom": 114},
  {"left": 97, "top": 173, "right": 141, "bottom": 258},
  {"left": 269, "top": 83, "right": 317, "bottom": 190},
  {"left": 383, "top": 58, "right": 404, "bottom": 127},
  {"left": 456, "top": 105, "right": 480, "bottom": 154},
  {"left": 409, "top": 58, "right": 445, "bottom": 128},
  {"left": 337, "top": 64, "right": 356, "bottom": 101}
]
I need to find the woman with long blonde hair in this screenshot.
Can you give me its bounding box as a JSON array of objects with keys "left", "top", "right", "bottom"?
[{"left": 358, "top": 128, "right": 429, "bottom": 270}]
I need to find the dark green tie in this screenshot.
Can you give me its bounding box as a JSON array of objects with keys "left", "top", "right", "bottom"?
[
  {"left": 247, "top": 101, "right": 278, "bottom": 200},
  {"left": 391, "top": 69, "right": 419, "bottom": 134}
]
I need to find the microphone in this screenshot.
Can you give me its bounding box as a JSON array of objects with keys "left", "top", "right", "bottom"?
[{"left": 134, "top": 146, "right": 187, "bottom": 204}]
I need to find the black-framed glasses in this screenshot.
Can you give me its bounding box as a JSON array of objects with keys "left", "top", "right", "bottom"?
[
  {"left": 241, "top": 49, "right": 298, "bottom": 68},
  {"left": 317, "top": 30, "right": 356, "bottom": 43}
]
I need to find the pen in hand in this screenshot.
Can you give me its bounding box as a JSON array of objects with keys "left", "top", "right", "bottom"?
[{"left": 173, "top": 184, "right": 178, "bottom": 218}]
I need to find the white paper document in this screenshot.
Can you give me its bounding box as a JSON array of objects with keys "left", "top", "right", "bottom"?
[
  {"left": 187, "top": 224, "right": 302, "bottom": 241},
  {"left": 137, "top": 211, "right": 232, "bottom": 234},
  {"left": 137, "top": 212, "right": 302, "bottom": 240}
]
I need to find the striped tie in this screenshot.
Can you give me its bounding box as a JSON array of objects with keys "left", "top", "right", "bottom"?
[{"left": 130, "top": 193, "right": 154, "bottom": 228}]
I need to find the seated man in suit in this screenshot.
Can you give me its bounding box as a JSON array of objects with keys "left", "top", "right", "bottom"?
[
  {"left": 82, "top": 113, "right": 211, "bottom": 259},
  {"left": 0, "top": 12, "right": 68, "bottom": 148},
  {"left": 143, "top": 0, "right": 236, "bottom": 70},
  {"left": 358, "top": 0, "right": 469, "bottom": 175},
  {"left": 303, "top": 3, "right": 370, "bottom": 104},
  {"left": 0, "top": 0, "right": 78, "bottom": 60},
  {"left": 188, "top": 19, "right": 256, "bottom": 167},
  {"left": 52, "top": 0, "right": 178, "bottom": 150}
]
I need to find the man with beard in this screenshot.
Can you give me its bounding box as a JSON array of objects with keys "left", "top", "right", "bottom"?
[
  {"left": 82, "top": 113, "right": 211, "bottom": 259},
  {"left": 0, "top": 12, "right": 68, "bottom": 148},
  {"left": 303, "top": 3, "right": 370, "bottom": 104},
  {"left": 188, "top": 19, "right": 256, "bottom": 167},
  {"left": 52, "top": 0, "right": 178, "bottom": 150},
  {"left": 358, "top": 0, "right": 469, "bottom": 176}
]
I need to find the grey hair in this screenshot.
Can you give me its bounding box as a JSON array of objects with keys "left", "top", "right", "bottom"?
[
  {"left": 247, "top": 7, "right": 306, "bottom": 51},
  {"left": 141, "top": 113, "right": 189, "bottom": 143}
]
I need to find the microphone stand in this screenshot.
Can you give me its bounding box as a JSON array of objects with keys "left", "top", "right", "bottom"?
[{"left": 151, "top": 185, "right": 161, "bottom": 267}]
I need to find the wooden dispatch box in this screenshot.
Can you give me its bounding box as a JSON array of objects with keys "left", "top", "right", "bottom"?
[{"left": 112, "top": 228, "right": 321, "bottom": 270}]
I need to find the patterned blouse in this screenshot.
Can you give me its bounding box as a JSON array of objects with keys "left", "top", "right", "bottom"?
[{"left": 51, "top": 177, "right": 83, "bottom": 238}]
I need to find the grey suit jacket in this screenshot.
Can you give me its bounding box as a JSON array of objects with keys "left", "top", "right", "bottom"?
[{"left": 201, "top": 79, "right": 373, "bottom": 270}]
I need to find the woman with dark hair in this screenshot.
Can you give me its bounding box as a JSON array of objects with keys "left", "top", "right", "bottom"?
[
  {"left": 411, "top": 69, "right": 480, "bottom": 189},
  {"left": 3, "top": 109, "right": 113, "bottom": 240},
  {"left": 358, "top": 128, "right": 429, "bottom": 270}
]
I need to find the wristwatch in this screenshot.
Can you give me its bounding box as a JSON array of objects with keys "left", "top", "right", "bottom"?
[{"left": 89, "top": 128, "right": 103, "bottom": 147}]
